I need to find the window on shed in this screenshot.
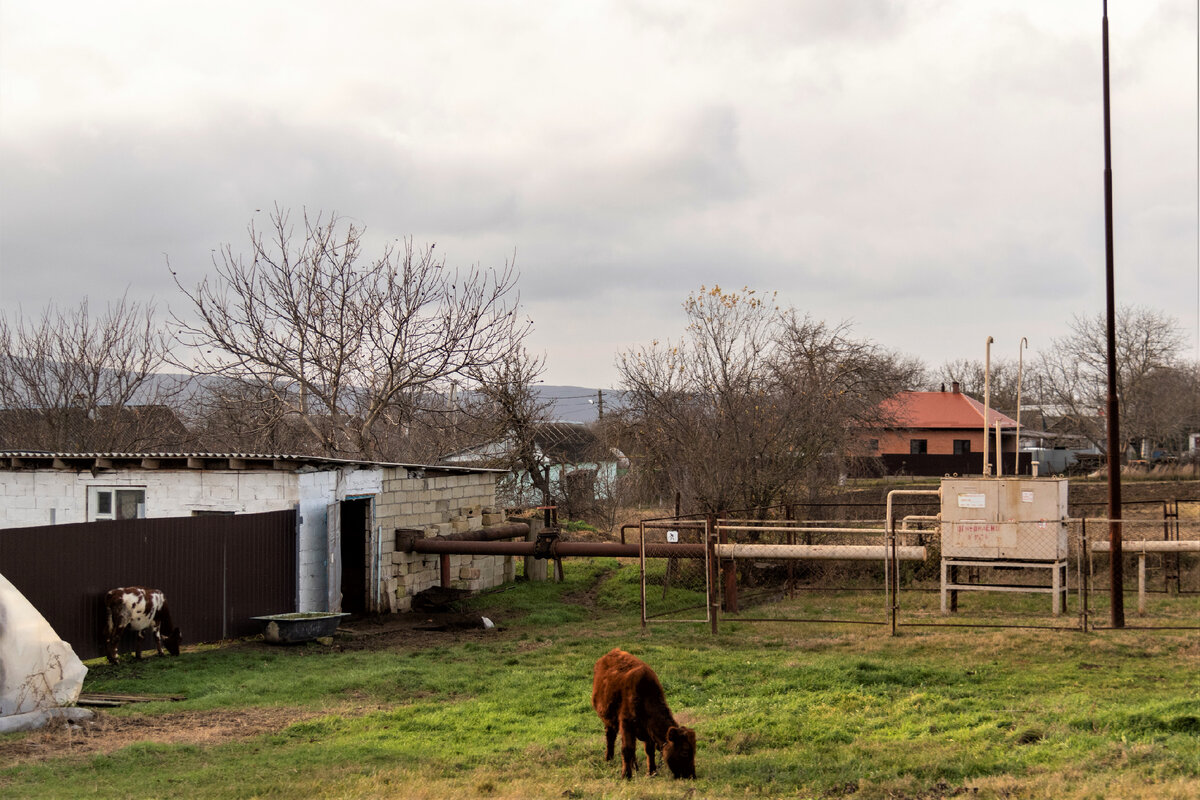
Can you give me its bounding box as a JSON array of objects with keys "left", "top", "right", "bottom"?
[
  {"left": 953, "top": 439, "right": 971, "bottom": 455},
  {"left": 88, "top": 487, "right": 146, "bottom": 522},
  {"left": 909, "top": 439, "right": 928, "bottom": 455}
]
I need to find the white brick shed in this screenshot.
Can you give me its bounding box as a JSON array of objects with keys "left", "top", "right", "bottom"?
[{"left": 0, "top": 452, "right": 513, "bottom": 614}]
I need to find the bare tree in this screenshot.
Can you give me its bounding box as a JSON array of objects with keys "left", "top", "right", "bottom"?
[
  {"left": 171, "top": 208, "right": 530, "bottom": 459},
  {"left": 0, "top": 295, "right": 181, "bottom": 451},
  {"left": 616, "top": 287, "right": 917, "bottom": 516},
  {"left": 460, "top": 347, "right": 555, "bottom": 504},
  {"left": 182, "top": 377, "right": 316, "bottom": 455},
  {"left": 1038, "top": 305, "right": 1191, "bottom": 456},
  {"left": 934, "top": 357, "right": 1024, "bottom": 414}
]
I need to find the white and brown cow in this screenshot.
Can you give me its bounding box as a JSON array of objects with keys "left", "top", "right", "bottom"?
[{"left": 104, "top": 586, "right": 181, "bottom": 664}]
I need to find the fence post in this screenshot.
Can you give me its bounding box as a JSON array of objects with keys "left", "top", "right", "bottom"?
[
  {"left": 718, "top": 514, "right": 738, "bottom": 614},
  {"left": 888, "top": 516, "right": 898, "bottom": 636},
  {"left": 1080, "top": 516, "right": 1090, "bottom": 632},
  {"left": 707, "top": 529, "right": 719, "bottom": 636}
]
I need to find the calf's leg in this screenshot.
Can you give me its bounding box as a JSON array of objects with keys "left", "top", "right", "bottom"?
[
  {"left": 604, "top": 724, "right": 617, "bottom": 761},
  {"left": 619, "top": 722, "right": 638, "bottom": 779},
  {"left": 645, "top": 739, "right": 657, "bottom": 776}
]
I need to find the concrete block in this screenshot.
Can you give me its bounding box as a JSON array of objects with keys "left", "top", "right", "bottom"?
[{"left": 459, "top": 567, "right": 481, "bottom": 580}]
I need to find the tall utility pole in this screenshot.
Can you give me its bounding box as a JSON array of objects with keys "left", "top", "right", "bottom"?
[
  {"left": 596, "top": 389, "right": 604, "bottom": 420},
  {"left": 1102, "top": 0, "right": 1125, "bottom": 627}
]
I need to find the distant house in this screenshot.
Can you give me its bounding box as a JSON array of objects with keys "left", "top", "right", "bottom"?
[
  {"left": 866, "top": 384, "right": 1022, "bottom": 476},
  {"left": 442, "top": 422, "right": 628, "bottom": 508}
]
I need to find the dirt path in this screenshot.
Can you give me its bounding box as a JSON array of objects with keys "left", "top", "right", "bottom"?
[{"left": 0, "top": 706, "right": 320, "bottom": 767}]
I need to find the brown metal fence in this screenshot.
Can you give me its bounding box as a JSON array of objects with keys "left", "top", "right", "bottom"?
[{"left": 0, "top": 510, "right": 297, "bottom": 660}]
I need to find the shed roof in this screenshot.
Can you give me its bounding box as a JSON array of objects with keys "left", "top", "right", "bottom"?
[{"left": 0, "top": 451, "right": 503, "bottom": 475}]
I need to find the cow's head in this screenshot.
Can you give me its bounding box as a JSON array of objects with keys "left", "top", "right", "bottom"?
[
  {"left": 164, "top": 627, "right": 182, "bottom": 656},
  {"left": 663, "top": 726, "right": 696, "bottom": 779}
]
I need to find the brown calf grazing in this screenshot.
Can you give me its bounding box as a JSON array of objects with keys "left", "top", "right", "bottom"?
[
  {"left": 104, "top": 587, "right": 181, "bottom": 665},
  {"left": 592, "top": 648, "right": 696, "bottom": 779}
]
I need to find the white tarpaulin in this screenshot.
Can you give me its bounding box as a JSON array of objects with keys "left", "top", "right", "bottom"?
[{"left": 0, "top": 571, "right": 90, "bottom": 731}]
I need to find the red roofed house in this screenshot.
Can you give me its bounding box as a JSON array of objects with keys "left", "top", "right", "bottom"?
[{"left": 868, "top": 383, "right": 1024, "bottom": 476}]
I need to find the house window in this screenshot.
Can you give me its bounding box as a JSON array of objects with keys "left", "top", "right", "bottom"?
[
  {"left": 88, "top": 487, "right": 146, "bottom": 522},
  {"left": 953, "top": 439, "right": 971, "bottom": 455},
  {"left": 909, "top": 439, "right": 928, "bottom": 455},
  {"left": 868, "top": 439, "right": 879, "bottom": 451}
]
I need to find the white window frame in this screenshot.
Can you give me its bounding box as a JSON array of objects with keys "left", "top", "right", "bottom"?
[{"left": 88, "top": 486, "right": 147, "bottom": 522}]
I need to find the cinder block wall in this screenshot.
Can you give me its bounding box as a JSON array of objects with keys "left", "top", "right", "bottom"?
[{"left": 374, "top": 468, "right": 518, "bottom": 612}]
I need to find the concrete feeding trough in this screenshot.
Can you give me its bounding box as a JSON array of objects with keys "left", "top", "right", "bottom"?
[{"left": 251, "top": 612, "right": 349, "bottom": 644}]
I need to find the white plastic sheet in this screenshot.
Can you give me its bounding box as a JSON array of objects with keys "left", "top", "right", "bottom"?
[{"left": 0, "top": 572, "right": 88, "bottom": 719}]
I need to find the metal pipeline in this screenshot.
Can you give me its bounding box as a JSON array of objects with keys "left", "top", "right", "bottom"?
[
  {"left": 402, "top": 537, "right": 926, "bottom": 562},
  {"left": 433, "top": 522, "right": 531, "bottom": 541},
  {"left": 405, "top": 538, "right": 706, "bottom": 559},
  {"left": 411, "top": 522, "right": 530, "bottom": 589}
]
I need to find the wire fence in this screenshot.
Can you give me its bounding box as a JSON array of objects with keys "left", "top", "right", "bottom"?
[{"left": 636, "top": 499, "right": 1200, "bottom": 634}]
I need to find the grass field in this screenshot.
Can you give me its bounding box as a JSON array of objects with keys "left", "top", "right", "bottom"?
[{"left": 1, "top": 558, "right": 1197, "bottom": 799}]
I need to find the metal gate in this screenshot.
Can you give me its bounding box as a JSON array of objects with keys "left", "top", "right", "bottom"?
[{"left": 639, "top": 518, "right": 711, "bottom": 627}]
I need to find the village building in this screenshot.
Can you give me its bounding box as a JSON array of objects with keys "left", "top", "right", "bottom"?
[{"left": 0, "top": 451, "right": 518, "bottom": 614}]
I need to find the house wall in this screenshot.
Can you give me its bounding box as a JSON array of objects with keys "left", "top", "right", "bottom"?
[
  {"left": 373, "top": 468, "right": 512, "bottom": 613},
  {"left": 876, "top": 430, "right": 1015, "bottom": 456},
  {"left": 0, "top": 468, "right": 300, "bottom": 528},
  {"left": 296, "top": 467, "right": 383, "bottom": 613}
]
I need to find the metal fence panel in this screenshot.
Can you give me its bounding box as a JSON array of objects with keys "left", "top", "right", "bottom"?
[
  {"left": 0, "top": 510, "right": 296, "bottom": 660},
  {"left": 639, "top": 518, "right": 710, "bottom": 626}
]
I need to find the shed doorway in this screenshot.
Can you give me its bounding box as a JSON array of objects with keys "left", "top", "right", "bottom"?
[{"left": 337, "top": 497, "right": 373, "bottom": 615}]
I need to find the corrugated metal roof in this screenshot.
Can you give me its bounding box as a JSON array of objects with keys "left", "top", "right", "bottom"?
[{"left": 0, "top": 451, "right": 504, "bottom": 473}]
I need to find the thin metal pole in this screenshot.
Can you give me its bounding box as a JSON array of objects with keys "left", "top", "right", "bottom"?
[
  {"left": 1102, "top": 0, "right": 1125, "bottom": 627},
  {"left": 639, "top": 521, "right": 647, "bottom": 630},
  {"left": 1017, "top": 337, "right": 1028, "bottom": 474},
  {"left": 983, "top": 336, "right": 994, "bottom": 476}
]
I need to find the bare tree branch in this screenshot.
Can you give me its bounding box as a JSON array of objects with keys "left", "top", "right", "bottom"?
[
  {"left": 171, "top": 207, "right": 530, "bottom": 458},
  {"left": 0, "top": 294, "right": 180, "bottom": 451}
]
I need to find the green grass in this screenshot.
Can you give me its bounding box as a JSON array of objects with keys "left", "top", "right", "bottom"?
[{"left": 2, "top": 560, "right": 1198, "bottom": 799}]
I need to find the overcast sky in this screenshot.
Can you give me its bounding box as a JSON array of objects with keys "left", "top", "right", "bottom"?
[{"left": 2, "top": 1, "right": 1197, "bottom": 387}]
